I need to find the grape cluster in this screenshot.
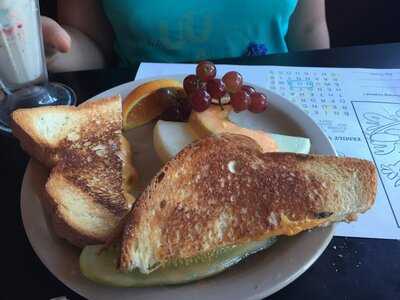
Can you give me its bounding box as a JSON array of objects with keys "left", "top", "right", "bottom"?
[{"left": 183, "top": 61, "right": 268, "bottom": 113}]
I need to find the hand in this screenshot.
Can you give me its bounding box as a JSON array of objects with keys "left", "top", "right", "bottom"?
[
  {"left": 41, "top": 16, "right": 106, "bottom": 72},
  {"left": 41, "top": 16, "right": 71, "bottom": 53}
]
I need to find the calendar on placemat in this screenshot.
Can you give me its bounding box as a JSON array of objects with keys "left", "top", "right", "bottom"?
[
  {"left": 136, "top": 63, "right": 400, "bottom": 240},
  {"left": 267, "top": 69, "right": 346, "bottom": 116},
  {"left": 264, "top": 68, "right": 351, "bottom": 133}
]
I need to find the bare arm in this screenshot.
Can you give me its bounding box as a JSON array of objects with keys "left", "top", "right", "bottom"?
[
  {"left": 57, "top": 0, "right": 115, "bottom": 63},
  {"left": 42, "top": 0, "right": 115, "bottom": 72},
  {"left": 286, "top": 0, "right": 330, "bottom": 51}
]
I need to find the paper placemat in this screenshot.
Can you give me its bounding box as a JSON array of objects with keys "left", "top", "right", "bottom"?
[{"left": 136, "top": 62, "right": 400, "bottom": 240}]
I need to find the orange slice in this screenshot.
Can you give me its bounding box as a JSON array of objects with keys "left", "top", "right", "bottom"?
[{"left": 123, "top": 79, "right": 183, "bottom": 129}]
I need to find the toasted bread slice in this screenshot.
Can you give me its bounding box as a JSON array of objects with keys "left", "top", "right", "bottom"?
[
  {"left": 120, "top": 133, "right": 376, "bottom": 273},
  {"left": 11, "top": 96, "right": 137, "bottom": 247}
]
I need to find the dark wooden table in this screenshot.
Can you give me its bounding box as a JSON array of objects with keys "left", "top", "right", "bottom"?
[{"left": 2, "top": 43, "right": 400, "bottom": 300}]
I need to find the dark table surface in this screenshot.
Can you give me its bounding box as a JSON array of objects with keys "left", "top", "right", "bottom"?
[{"left": 2, "top": 43, "right": 400, "bottom": 300}]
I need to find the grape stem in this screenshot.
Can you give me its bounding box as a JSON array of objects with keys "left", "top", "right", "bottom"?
[{"left": 218, "top": 98, "right": 224, "bottom": 111}]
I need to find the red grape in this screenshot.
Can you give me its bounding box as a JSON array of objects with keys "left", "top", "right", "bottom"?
[
  {"left": 222, "top": 71, "right": 243, "bottom": 93},
  {"left": 241, "top": 85, "right": 256, "bottom": 95},
  {"left": 183, "top": 74, "right": 203, "bottom": 95},
  {"left": 230, "top": 90, "right": 250, "bottom": 112},
  {"left": 206, "top": 78, "right": 226, "bottom": 99},
  {"left": 249, "top": 92, "right": 268, "bottom": 113},
  {"left": 191, "top": 88, "right": 211, "bottom": 112},
  {"left": 196, "top": 61, "right": 216, "bottom": 81}
]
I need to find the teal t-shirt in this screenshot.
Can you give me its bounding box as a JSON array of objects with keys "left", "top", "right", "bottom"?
[{"left": 101, "top": 0, "right": 298, "bottom": 65}]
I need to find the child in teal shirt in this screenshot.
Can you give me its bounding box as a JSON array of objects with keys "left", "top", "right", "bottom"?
[{"left": 42, "top": 0, "right": 329, "bottom": 71}]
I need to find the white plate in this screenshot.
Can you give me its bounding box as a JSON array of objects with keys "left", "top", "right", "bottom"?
[{"left": 21, "top": 76, "right": 336, "bottom": 300}]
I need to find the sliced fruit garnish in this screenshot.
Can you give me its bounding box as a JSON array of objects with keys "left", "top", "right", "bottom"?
[
  {"left": 153, "top": 120, "right": 310, "bottom": 164},
  {"left": 123, "top": 79, "right": 184, "bottom": 129},
  {"left": 188, "top": 105, "right": 278, "bottom": 152}
]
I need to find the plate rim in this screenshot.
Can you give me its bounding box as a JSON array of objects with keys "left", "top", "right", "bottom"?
[{"left": 20, "top": 76, "right": 336, "bottom": 300}]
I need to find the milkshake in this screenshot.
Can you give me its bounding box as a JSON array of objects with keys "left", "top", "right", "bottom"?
[
  {"left": 0, "top": 0, "right": 45, "bottom": 90},
  {"left": 0, "top": 0, "right": 75, "bottom": 133}
]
